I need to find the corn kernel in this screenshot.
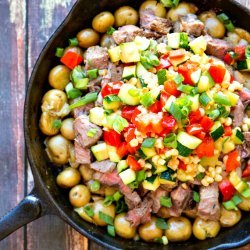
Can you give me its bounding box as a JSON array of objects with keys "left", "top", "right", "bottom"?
[
  {"left": 130, "top": 139, "right": 139, "bottom": 147},
  {"left": 138, "top": 159, "right": 145, "bottom": 167},
  {"left": 224, "top": 117, "right": 232, "bottom": 126},
  {"left": 201, "top": 179, "right": 209, "bottom": 186},
  {"left": 242, "top": 124, "right": 249, "bottom": 132},
  {"left": 198, "top": 164, "right": 206, "bottom": 173},
  {"left": 215, "top": 166, "right": 222, "bottom": 174},
  {"left": 158, "top": 159, "right": 166, "bottom": 166},
  {"left": 206, "top": 176, "right": 214, "bottom": 183},
  {"left": 215, "top": 174, "right": 222, "bottom": 182},
  {"left": 145, "top": 163, "right": 152, "bottom": 169}
]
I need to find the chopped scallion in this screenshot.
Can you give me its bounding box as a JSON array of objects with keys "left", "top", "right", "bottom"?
[
  {"left": 157, "top": 69, "right": 167, "bottom": 85},
  {"left": 245, "top": 45, "right": 250, "bottom": 59},
  {"left": 87, "top": 128, "right": 98, "bottom": 138},
  {"left": 196, "top": 173, "right": 204, "bottom": 181},
  {"left": 142, "top": 138, "right": 156, "bottom": 148},
  {"left": 208, "top": 109, "right": 220, "bottom": 120},
  {"left": 136, "top": 170, "right": 147, "bottom": 182},
  {"left": 169, "top": 102, "right": 182, "bottom": 122},
  {"left": 140, "top": 92, "right": 154, "bottom": 107},
  {"left": 104, "top": 196, "right": 114, "bottom": 207},
  {"left": 113, "top": 191, "right": 122, "bottom": 201},
  {"left": 160, "top": 0, "right": 180, "bottom": 7},
  {"left": 160, "top": 196, "right": 172, "bottom": 208},
  {"left": 232, "top": 195, "right": 243, "bottom": 206},
  {"left": 113, "top": 115, "right": 129, "bottom": 134},
  {"left": 107, "top": 26, "right": 116, "bottom": 35},
  {"left": 52, "top": 119, "right": 62, "bottom": 129},
  {"left": 104, "top": 95, "right": 121, "bottom": 103},
  {"left": 107, "top": 225, "right": 115, "bottom": 237},
  {"left": 90, "top": 180, "right": 100, "bottom": 192},
  {"left": 213, "top": 92, "right": 232, "bottom": 106},
  {"left": 174, "top": 74, "right": 184, "bottom": 85},
  {"left": 128, "top": 89, "right": 140, "bottom": 97},
  {"left": 69, "top": 92, "right": 98, "bottom": 109},
  {"left": 84, "top": 205, "right": 94, "bottom": 217},
  {"left": 177, "top": 84, "right": 194, "bottom": 94},
  {"left": 193, "top": 191, "right": 200, "bottom": 202},
  {"left": 87, "top": 69, "right": 98, "bottom": 79},
  {"left": 163, "top": 133, "right": 177, "bottom": 149},
  {"left": 222, "top": 200, "right": 236, "bottom": 210},
  {"left": 199, "top": 92, "right": 211, "bottom": 106},
  {"left": 69, "top": 37, "right": 78, "bottom": 46},
  {"left": 55, "top": 47, "right": 64, "bottom": 57},
  {"left": 156, "top": 218, "right": 169, "bottom": 230},
  {"left": 242, "top": 188, "right": 250, "bottom": 198},
  {"left": 99, "top": 211, "right": 114, "bottom": 225}
]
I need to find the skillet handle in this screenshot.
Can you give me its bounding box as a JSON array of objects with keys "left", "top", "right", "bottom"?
[{"left": 0, "top": 189, "right": 42, "bottom": 240}]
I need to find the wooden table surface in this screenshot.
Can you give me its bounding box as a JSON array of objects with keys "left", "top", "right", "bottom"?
[{"left": 0, "top": 0, "right": 250, "bottom": 249}]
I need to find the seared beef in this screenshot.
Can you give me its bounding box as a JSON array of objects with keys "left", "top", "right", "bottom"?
[
  {"left": 236, "top": 143, "right": 250, "bottom": 159},
  {"left": 234, "top": 70, "right": 247, "bottom": 84},
  {"left": 231, "top": 100, "right": 245, "bottom": 127},
  {"left": 101, "top": 63, "right": 123, "bottom": 85},
  {"left": 112, "top": 25, "right": 144, "bottom": 44},
  {"left": 93, "top": 170, "right": 121, "bottom": 186},
  {"left": 125, "top": 192, "right": 142, "bottom": 210},
  {"left": 239, "top": 87, "right": 250, "bottom": 107},
  {"left": 205, "top": 35, "right": 233, "bottom": 60},
  {"left": 169, "top": 185, "right": 192, "bottom": 217},
  {"left": 176, "top": 14, "right": 204, "bottom": 37},
  {"left": 140, "top": 11, "right": 172, "bottom": 35},
  {"left": 73, "top": 115, "right": 102, "bottom": 148},
  {"left": 85, "top": 46, "right": 109, "bottom": 70},
  {"left": 88, "top": 76, "right": 103, "bottom": 93},
  {"left": 90, "top": 160, "right": 116, "bottom": 173},
  {"left": 197, "top": 183, "right": 220, "bottom": 221},
  {"left": 74, "top": 141, "right": 91, "bottom": 164},
  {"left": 243, "top": 132, "right": 250, "bottom": 147},
  {"left": 71, "top": 99, "right": 94, "bottom": 118},
  {"left": 149, "top": 188, "right": 168, "bottom": 213},
  {"left": 126, "top": 196, "right": 153, "bottom": 227}
]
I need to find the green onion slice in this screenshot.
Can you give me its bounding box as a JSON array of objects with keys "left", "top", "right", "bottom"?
[
  {"left": 193, "top": 191, "right": 200, "bottom": 202},
  {"left": 55, "top": 47, "right": 64, "bottom": 57},
  {"left": 90, "top": 180, "right": 100, "bottom": 192},
  {"left": 140, "top": 92, "right": 155, "bottom": 107},
  {"left": 107, "top": 225, "right": 115, "bottom": 237},
  {"left": 142, "top": 138, "right": 156, "bottom": 148},
  {"left": 156, "top": 218, "right": 169, "bottom": 230},
  {"left": 160, "top": 196, "right": 172, "bottom": 208},
  {"left": 84, "top": 205, "right": 94, "bottom": 217},
  {"left": 163, "top": 133, "right": 177, "bottom": 149},
  {"left": 107, "top": 26, "right": 116, "bottom": 35},
  {"left": 157, "top": 69, "right": 167, "bottom": 85},
  {"left": 169, "top": 102, "right": 182, "bottom": 122},
  {"left": 87, "top": 69, "right": 98, "bottom": 79},
  {"left": 245, "top": 45, "right": 250, "bottom": 59},
  {"left": 52, "top": 119, "right": 62, "bottom": 129},
  {"left": 99, "top": 211, "right": 114, "bottom": 225},
  {"left": 69, "top": 92, "right": 98, "bottom": 110},
  {"left": 69, "top": 37, "right": 78, "bottom": 46}
]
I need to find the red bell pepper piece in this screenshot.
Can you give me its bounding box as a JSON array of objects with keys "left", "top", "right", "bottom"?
[
  {"left": 160, "top": 91, "right": 170, "bottom": 108},
  {"left": 131, "top": 107, "right": 141, "bottom": 126},
  {"left": 124, "top": 126, "right": 136, "bottom": 143},
  {"left": 186, "top": 124, "right": 204, "bottom": 136},
  {"left": 127, "top": 155, "right": 142, "bottom": 171},
  {"left": 178, "top": 61, "right": 199, "bottom": 86},
  {"left": 164, "top": 80, "right": 181, "bottom": 97},
  {"left": 196, "top": 137, "right": 215, "bottom": 158},
  {"left": 117, "top": 142, "right": 129, "bottom": 158},
  {"left": 169, "top": 49, "right": 186, "bottom": 59},
  {"left": 226, "top": 150, "right": 240, "bottom": 172},
  {"left": 101, "top": 81, "right": 122, "bottom": 97},
  {"left": 126, "top": 143, "right": 140, "bottom": 154},
  {"left": 103, "top": 130, "right": 121, "bottom": 147},
  {"left": 156, "top": 55, "right": 171, "bottom": 71},
  {"left": 200, "top": 116, "right": 214, "bottom": 132},
  {"left": 219, "top": 179, "right": 236, "bottom": 201},
  {"left": 148, "top": 100, "right": 162, "bottom": 113},
  {"left": 121, "top": 106, "right": 137, "bottom": 121},
  {"left": 60, "top": 51, "right": 83, "bottom": 70},
  {"left": 189, "top": 110, "right": 203, "bottom": 124},
  {"left": 178, "top": 160, "right": 187, "bottom": 171},
  {"left": 208, "top": 65, "right": 226, "bottom": 84},
  {"left": 224, "top": 53, "right": 235, "bottom": 65},
  {"left": 242, "top": 162, "right": 250, "bottom": 178},
  {"left": 224, "top": 126, "right": 233, "bottom": 136},
  {"left": 162, "top": 115, "right": 176, "bottom": 131},
  {"left": 234, "top": 45, "right": 246, "bottom": 61},
  {"left": 195, "top": 131, "right": 206, "bottom": 140}
]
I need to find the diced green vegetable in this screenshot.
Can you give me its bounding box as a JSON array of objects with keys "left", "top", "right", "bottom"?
[
  {"left": 89, "top": 107, "right": 106, "bottom": 126},
  {"left": 117, "top": 160, "right": 129, "bottom": 173},
  {"left": 160, "top": 0, "right": 179, "bottom": 7},
  {"left": 112, "top": 115, "right": 129, "bottom": 134},
  {"left": 107, "top": 225, "right": 115, "bottom": 237},
  {"left": 103, "top": 95, "right": 121, "bottom": 110},
  {"left": 107, "top": 145, "right": 122, "bottom": 162},
  {"left": 217, "top": 13, "right": 235, "bottom": 31},
  {"left": 108, "top": 46, "right": 121, "bottom": 63},
  {"left": 83, "top": 205, "right": 94, "bottom": 217},
  {"left": 242, "top": 188, "right": 250, "bottom": 198},
  {"left": 160, "top": 196, "right": 172, "bottom": 208},
  {"left": 69, "top": 37, "right": 78, "bottom": 46},
  {"left": 157, "top": 69, "right": 167, "bottom": 85},
  {"left": 178, "top": 84, "right": 194, "bottom": 94},
  {"left": 65, "top": 83, "right": 82, "bottom": 99},
  {"left": 237, "top": 59, "right": 250, "bottom": 71},
  {"left": 169, "top": 102, "right": 182, "bottom": 122},
  {"left": 91, "top": 142, "right": 109, "bottom": 161},
  {"left": 120, "top": 42, "right": 140, "bottom": 63},
  {"left": 99, "top": 211, "right": 114, "bottom": 225},
  {"left": 119, "top": 168, "right": 136, "bottom": 185},
  {"left": 142, "top": 175, "right": 160, "bottom": 191},
  {"left": 246, "top": 45, "right": 250, "bottom": 59},
  {"left": 87, "top": 69, "right": 98, "bottom": 79},
  {"left": 232, "top": 195, "right": 243, "bottom": 206},
  {"left": 156, "top": 218, "right": 169, "bottom": 230},
  {"left": 193, "top": 191, "right": 200, "bottom": 202},
  {"left": 199, "top": 92, "right": 211, "bottom": 106},
  {"left": 213, "top": 92, "right": 232, "bottom": 106},
  {"left": 141, "top": 147, "right": 157, "bottom": 158},
  {"left": 140, "top": 92, "right": 155, "bottom": 107},
  {"left": 142, "top": 138, "right": 156, "bottom": 148},
  {"left": 134, "top": 36, "right": 150, "bottom": 51},
  {"left": 223, "top": 200, "right": 236, "bottom": 210},
  {"left": 107, "top": 26, "right": 116, "bottom": 35},
  {"left": 163, "top": 133, "right": 177, "bottom": 149},
  {"left": 69, "top": 92, "right": 98, "bottom": 109},
  {"left": 122, "top": 65, "right": 136, "bottom": 80},
  {"left": 55, "top": 47, "right": 64, "bottom": 57},
  {"left": 87, "top": 128, "right": 98, "bottom": 138},
  {"left": 210, "top": 121, "right": 224, "bottom": 141},
  {"left": 52, "top": 119, "right": 62, "bottom": 129},
  {"left": 118, "top": 84, "right": 140, "bottom": 106},
  {"left": 89, "top": 180, "right": 100, "bottom": 192},
  {"left": 189, "top": 36, "right": 207, "bottom": 55}
]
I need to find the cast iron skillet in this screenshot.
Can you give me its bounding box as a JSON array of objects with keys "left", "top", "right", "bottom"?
[{"left": 0, "top": 0, "right": 250, "bottom": 249}]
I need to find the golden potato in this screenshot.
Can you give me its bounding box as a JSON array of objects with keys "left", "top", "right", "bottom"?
[
  {"left": 69, "top": 184, "right": 91, "bottom": 207},
  {"left": 139, "top": 1, "right": 166, "bottom": 18},
  {"left": 77, "top": 28, "right": 100, "bottom": 49},
  {"left": 92, "top": 12, "right": 115, "bottom": 33},
  {"left": 204, "top": 17, "right": 225, "bottom": 38},
  {"left": 74, "top": 203, "right": 94, "bottom": 223},
  {"left": 114, "top": 6, "right": 139, "bottom": 27},
  {"left": 60, "top": 118, "right": 75, "bottom": 140},
  {"left": 56, "top": 167, "right": 81, "bottom": 188},
  {"left": 63, "top": 46, "right": 83, "bottom": 57},
  {"left": 220, "top": 206, "right": 242, "bottom": 227},
  {"left": 48, "top": 65, "right": 71, "bottom": 90},
  {"left": 100, "top": 34, "right": 115, "bottom": 49},
  {"left": 238, "top": 194, "right": 250, "bottom": 211},
  {"left": 39, "top": 112, "right": 60, "bottom": 136},
  {"left": 79, "top": 164, "right": 94, "bottom": 182}
]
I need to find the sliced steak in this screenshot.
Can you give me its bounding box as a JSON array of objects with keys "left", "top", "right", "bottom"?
[
  {"left": 126, "top": 196, "right": 153, "bottom": 227},
  {"left": 204, "top": 35, "right": 233, "bottom": 60},
  {"left": 73, "top": 115, "right": 102, "bottom": 148},
  {"left": 112, "top": 25, "right": 144, "bottom": 45},
  {"left": 243, "top": 132, "right": 250, "bottom": 147},
  {"left": 239, "top": 87, "right": 250, "bottom": 107},
  {"left": 71, "top": 101, "right": 94, "bottom": 118},
  {"left": 236, "top": 143, "right": 250, "bottom": 159},
  {"left": 90, "top": 160, "right": 116, "bottom": 173},
  {"left": 74, "top": 141, "right": 91, "bottom": 164},
  {"left": 93, "top": 170, "right": 121, "bottom": 186},
  {"left": 85, "top": 46, "right": 109, "bottom": 70},
  {"left": 231, "top": 99, "right": 244, "bottom": 127},
  {"left": 101, "top": 62, "right": 123, "bottom": 85},
  {"left": 124, "top": 191, "right": 142, "bottom": 210},
  {"left": 169, "top": 185, "right": 192, "bottom": 217},
  {"left": 234, "top": 70, "right": 247, "bottom": 84},
  {"left": 149, "top": 188, "right": 168, "bottom": 213},
  {"left": 140, "top": 10, "right": 172, "bottom": 35},
  {"left": 197, "top": 182, "right": 220, "bottom": 221},
  {"left": 88, "top": 76, "right": 103, "bottom": 93},
  {"left": 177, "top": 14, "right": 204, "bottom": 37}
]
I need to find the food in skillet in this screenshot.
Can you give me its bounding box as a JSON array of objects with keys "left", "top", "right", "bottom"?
[{"left": 40, "top": 0, "right": 250, "bottom": 244}]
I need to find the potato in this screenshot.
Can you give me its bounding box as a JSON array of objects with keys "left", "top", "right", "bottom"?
[
  {"left": 139, "top": 1, "right": 166, "bottom": 18},
  {"left": 39, "top": 112, "right": 60, "bottom": 136},
  {"left": 77, "top": 28, "right": 100, "bottom": 49},
  {"left": 79, "top": 164, "right": 94, "bottom": 182},
  {"left": 139, "top": 217, "right": 163, "bottom": 242},
  {"left": 74, "top": 203, "right": 94, "bottom": 223},
  {"left": 114, "top": 6, "right": 138, "bottom": 27},
  {"left": 193, "top": 217, "right": 220, "bottom": 240},
  {"left": 63, "top": 46, "right": 83, "bottom": 57},
  {"left": 60, "top": 118, "right": 75, "bottom": 140},
  {"left": 220, "top": 206, "right": 242, "bottom": 227},
  {"left": 56, "top": 167, "right": 81, "bottom": 188},
  {"left": 69, "top": 184, "right": 91, "bottom": 208},
  {"left": 100, "top": 34, "right": 116, "bottom": 49},
  {"left": 204, "top": 17, "right": 225, "bottom": 38},
  {"left": 225, "top": 32, "right": 241, "bottom": 46},
  {"left": 114, "top": 213, "right": 137, "bottom": 239},
  {"left": 48, "top": 65, "right": 71, "bottom": 90},
  {"left": 165, "top": 217, "right": 192, "bottom": 242},
  {"left": 235, "top": 28, "right": 250, "bottom": 43},
  {"left": 167, "top": 2, "right": 198, "bottom": 21},
  {"left": 92, "top": 12, "right": 115, "bottom": 33},
  {"left": 238, "top": 194, "right": 250, "bottom": 211},
  {"left": 45, "top": 134, "right": 70, "bottom": 165}
]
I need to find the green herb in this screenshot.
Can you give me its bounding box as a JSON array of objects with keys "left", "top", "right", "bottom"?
[
  {"left": 208, "top": 109, "right": 220, "bottom": 120},
  {"left": 69, "top": 37, "right": 78, "bottom": 46},
  {"left": 87, "top": 128, "right": 98, "bottom": 138},
  {"left": 116, "top": 199, "right": 127, "bottom": 214},
  {"left": 113, "top": 115, "right": 129, "bottom": 133},
  {"left": 128, "top": 181, "right": 139, "bottom": 189},
  {"left": 217, "top": 13, "right": 235, "bottom": 31},
  {"left": 136, "top": 170, "right": 147, "bottom": 182},
  {"left": 174, "top": 74, "right": 184, "bottom": 84},
  {"left": 232, "top": 195, "right": 243, "bottom": 206},
  {"left": 71, "top": 66, "right": 86, "bottom": 83},
  {"left": 177, "top": 84, "right": 194, "bottom": 94},
  {"left": 140, "top": 52, "right": 160, "bottom": 69},
  {"left": 157, "top": 69, "right": 167, "bottom": 85},
  {"left": 107, "top": 225, "right": 115, "bottom": 237},
  {"left": 89, "top": 180, "right": 100, "bottom": 192},
  {"left": 87, "top": 69, "right": 98, "bottom": 79},
  {"left": 70, "top": 92, "right": 98, "bottom": 109},
  {"left": 52, "top": 119, "right": 62, "bottom": 129},
  {"left": 214, "top": 92, "right": 232, "bottom": 106},
  {"left": 84, "top": 205, "right": 94, "bottom": 217},
  {"left": 160, "top": 0, "right": 179, "bottom": 7},
  {"left": 160, "top": 196, "right": 172, "bottom": 208},
  {"left": 245, "top": 45, "right": 250, "bottom": 59},
  {"left": 67, "top": 88, "right": 82, "bottom": 99},
  {"left": 223, "top": 200, "right": 236, "bottom": 210},
  {"left": 128, "top": 89, "right": 140, "bottom": 97},
  {"left": 99, "top": 211, "right": 114, "bottom": 225},
  {"left": 156, "top": 218, "right": 169, "bottom": 230},
  {"left": 181, "top": 106, "right": 191, "bottom": 117},
  {"left": 199, "top": 92, "right": 211, "bottom": 106},
  {"left": 193, "top": 191, "right": 200, "bottom": 202},
  {"left": 113, "top": 192, "right": 122, "bottom": 201},
  {"left": 104, "top": 94, "right": 121, "bottom": 103},
  {"left": 140, "top": 92, "right": 154, "bottom": 107},
  {"left": 196, "top": 173, "right": 204, "bottom": 181},
  {"left": 142, "top": 138, "right": 156, "bottom": 148},
  {"left": 242, "top": 188, "right": 250, "bottom": 198},
  {"left": 163, "top": 133, "right": 177, "bottom": 149},
  {"left": 169, "top": 102, "right": 182, "bottom": 122},
  {"left": 107, "top": 26, "right": 116, "bottom": 35},
  {"left": 55, "top": 47, "right": 64, "bottom": 57},
  {"left": 179, "top": 33, "right": 189, "bottom": 49},
  {"left": 104, "top": 109, "right": 114, "bottom": 115},
  {"left": 104, "top": 196, "right": 114, "bottom": 207}
]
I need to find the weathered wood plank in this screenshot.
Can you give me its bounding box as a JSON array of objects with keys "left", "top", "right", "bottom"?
[{"left": 0, "top": 0, "right": 27, "bottom": 249}]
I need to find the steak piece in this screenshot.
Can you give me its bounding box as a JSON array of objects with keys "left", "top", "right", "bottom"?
[
  {"left": 126, "top": 196, "right": 153, "bottom": 227},
  {"left": 148, "top": 188, "right": 168, "bottom": 213},
  {"left": 197, "top": 183, "right": 220, "bottom": 221},
  {"left": 140, "top": 10, "right": 172, "bottom": 35},
  {"left": 74, "top": 141, "right": 91, "bottom": 164},
  {"left": 88, "top": 76, "right": 103, "bottom": 93},
  {"left": 231, "top": 99, "right": 245, "bottom": 127},
  {"left": 112, "top": 25, "right": 144, "bottom": 45},
  {"left": 85, "top": 46, "right": 109, "bottom": 70},
  {"left": 205, "top": 35, "right": 233, "bottom": 60},
  {"left": 236, "top": 143, "right": 250, "bottom": 159},
  {"left": 239, "top": 87, "right": 250, "bottom": 107},
  {"left": 73, "top": 115, "right": 102, "bottom": 148},
  {"left": 101, "top": 62, "right": 123, "bottom": 86},
  {"left": 71, "top": 100, "right": 94, "bottom": 118},
  {"left": 90, "top": 160, "right": 116, "bottom": 173}
]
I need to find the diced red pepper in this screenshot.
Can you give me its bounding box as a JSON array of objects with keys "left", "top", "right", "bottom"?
[
  {"left": 208, "top": 65, "right": 226, "bottom": 84},
  {"left": 195, "top": 131, "right": 206, "bottom": 140},
  {"left": 224, "top": 126, "right": 233, "bottom": 136},
  {"left": 224, "top": 53, "right": 235, "bottom": 65},
  {"left": 200, "top": 116, "right": 214, "bottom": 132},
  {"left": 178, "top": 61, "right": 200, "bottom": 86},
  {"left": 186, "top": 124, "right": 204, "bottom": 136},
  {"left": 156, "top": 55, "right": 171, "bottom": 71},
  {"left": 131, "top": 107, "right": 141, "bottom": 125},
  {"left": 226, "top": 150, "right": 241, "bottom": 172},
  {"left": 126, "top": 143, "right": 140, "bottom": 154},
  {"left": 101, "top": 81, "right": 122, "bottom": 97},
  {"left": 242, "top": 163, "right": 250, "bottom": 178},
  {"left": 117, "top": 142, "right": 129, "bottom": 158},
  {"left": 103, "top": 130, "right": 121, "bottom": 147},
  {"left": 160, "top": 91, "right": 170, "bottom": 108},
  {"left": 162, "top": 115, "right": 176, "bottom": 131},
  {"left": 121, "top": 106, "right": 137, "bottom": 121},
  {"left": 148, "top": 100, "right": 162, "bottom": 113},
  {"left": 164, "top": 80, "right": 181, "bottom": 97},
  {"left": 124, "top": 127, "right": 136, "bottom": 143},
  {"left": 219, "top": 179, "right": 236, "bottom": 202},
  {"left": 234, "top": 45, "right": 246, "bottom": 61},
  {"left": 196, "top": 137, "right": 215, "bottom": 158},
  {"left": 60, "top": 51, "right": 83, "bottom": 70},
  {"left": 169, "top": 49, "right": 186, "bottom": 59},
  {"left": 189, "top": 110, "right": 203, "bottom": 124},
  {"left": 178, "top": 160, "right": 187, "bottom": 171},
  {"left": 127, "top": 155, "right": 142, "bottom": 171},
  {"left": 151, "top": 116, "right": 164, "bottom": 135}
]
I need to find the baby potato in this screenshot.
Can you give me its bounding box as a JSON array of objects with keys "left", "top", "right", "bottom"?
[
  {"left": 39, "top": 112, "right": 60, "bottom": 136},
  {"left": 60, "top": 118, "right": 75, "bottom": 140},
  {"left": 165, "top": 217, "right": 192, "bottom": 242},
  {"left": 238, "top": 194, "right": 250, "bottom": 211},
  {"left": 69, "top": 184, "right": 91, "bottom": 208},
  {"left": 92, "top": 200, "right": 115, "bottom": 226},
  {"left": 92, "top": 12, "right": 115, "bottom": 33},
  {"left": 74, "top": 204, "right": 94, "bottom": 223},
  {"left": 167, "top": 2, "right": 198, "bottom": 21},
  {"left": 139, "top": 1, "right": 166, "bottom": 18},
  {"left": 56, "top": 167, "right": 81, "bottom": 188},
  {"left": 139, "top": 217, "right": 163, "bottom": 242},
  {"left": 45, "top": 134, "right": 70, "bottom": 165},
  {"left": 220, "top": 206, "right": 241, "bottom": 227},
  {"left": 68, "top": 142, "right": 79, "bottom": 169},
  {"left": 114, "top": 213, "right": 137, "bottom": 239},
  {"left": 48, "top": 65, "right": 71, "bottom": 90},
  {"left": 225, "top": 32, "right": 241, "bottom": 46},
  {"left": 199, "top": 11, "right": 216, "bottom": 22},
  {"left": 193, "top": 217, "right": 220, "bottom": 240},
  {"left": 204, "top": 17, "right": 225, "bottom": 38},
  {"left": 63, "top": 46, "right": 83, "bottom": 57},
  {"left": 100, "top": 34, "right": 115, "bottom": 49},
  {"left": 77, "top": 28, "right": 100, "bottom": 49},
  {"left": 114, "top": 6, "right": 139, "bottom": 27},
  {"left": 79, "top": 164, "right": 94, "bottom": 182},
  {"left": 235, "top": 28, "right": 250, "bottom": 43}
]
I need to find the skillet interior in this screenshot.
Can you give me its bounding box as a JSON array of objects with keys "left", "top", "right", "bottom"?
[{"left": 24, "top": 0, "right": 250, "bottom": 249}]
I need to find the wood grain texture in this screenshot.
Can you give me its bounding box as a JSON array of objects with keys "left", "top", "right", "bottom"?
[{"left": 0, "top": 0, "right": 249, "bottom": 250}]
